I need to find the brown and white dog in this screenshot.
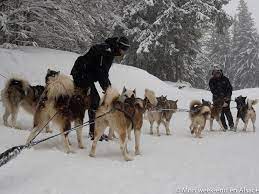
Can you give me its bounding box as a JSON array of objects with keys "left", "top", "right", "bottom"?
[
  {"left": 89, "top": 88, "right": 157, "bottom": 161},
  {"left": 208, "top": 98, "right": 226, "bottom": 131},
  {"left": 147, "top": 95, "right": 177, "bottom": 136},
  {"left": 1, "top": 69, "right": 58, "bottom": 130},
  {"left": 189, "top": 100, "right": 211, "bottom": 138},
  {"left": 234, "top": 96, "right": 257, "bottom": 132},
  {"left": 26, "top": 73, "right": 91, "bottom": 153}
]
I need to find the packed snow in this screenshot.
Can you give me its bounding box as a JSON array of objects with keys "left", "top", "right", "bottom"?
[{"left": 0, "top": 47, "right": 259, "bottom": 194}]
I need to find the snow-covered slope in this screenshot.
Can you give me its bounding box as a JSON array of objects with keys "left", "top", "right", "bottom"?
[{"left": 0, "top": 47, "right": 259, "bottom": 194}]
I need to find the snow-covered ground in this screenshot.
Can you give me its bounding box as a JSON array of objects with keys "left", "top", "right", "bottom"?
[{"left": 0, "top": 47, "right": 259, "bottom": 194}]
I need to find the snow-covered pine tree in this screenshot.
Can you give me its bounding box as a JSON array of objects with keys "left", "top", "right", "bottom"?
[
  {"left": 120, "top": 0, "right": 231, "bottom": 87},
  {"left": 0, "top": 0, "right": 84, "bottom": 50},
  {"left": 230, "top": 0, "right": 259, "bottom": 89},
  {"left": 0, "top": 0, "right": 123, "bottom": 52},
  {"left": 206, "top": 27, "right": 232, "bottom": 77}
]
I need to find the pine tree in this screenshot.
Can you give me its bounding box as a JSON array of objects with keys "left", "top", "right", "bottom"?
[
  {"left": 0, "top": 0, "right": 123, "bottom": 52},
  {"left": 206, "top": 27, "right": 232, "bottom": 76},
  {"left": 120, "top": 0, "right": 231, "bottom": 87},
  {"left": 230, "top": 0, "right": 259, "bottom": 89}
]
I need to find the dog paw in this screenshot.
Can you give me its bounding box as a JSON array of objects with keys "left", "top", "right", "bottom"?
[
  {"left": 66, "top": 150, "right": 76, "bottom": 154},
  {"left": 78, "top": 144, "right": 85, "bottom": 149},
  {"left": 124, "top": 155, "right": 134, "bottom": 161},
  {"left": 135, "top": 151, "right": 141, "bottom": 156},
  {"left": 89, "top": 152, "right": 96, "bottom": 158}
]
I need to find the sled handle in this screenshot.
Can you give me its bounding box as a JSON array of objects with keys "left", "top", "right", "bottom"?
[{"left": 0, "top": 145, "right": 29, "bottom": 167}]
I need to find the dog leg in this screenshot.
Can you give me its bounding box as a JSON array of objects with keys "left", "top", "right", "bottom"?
[
  {"left": 62, "top": 120, "right": 74, "bottom": 153},
  {"left": 242, "top": 120, "right": 248, "bottom": 132},
  {"left": 252, "top": 117, "right": 256, "bottom": 132},
  {"left": 75, "top": 119, "right": 84, "bottom": 149},
  {"left": 198, "top": 124, "right": 206, "bottom": 138},
  {"left": 45, "top": 115, "right": 52, "bottom": 133},
  {"left": 217, "top": 119, "right": 224, "bottom": 131},
  {"left": 156, "top": 121, "right": 161, "bottom": 136},
  {"left": 127, "top": 127, "right": 132, "bottom": 141},
  {"left": 108, "top": 128, "right": 114, "bottom": 140},
  {"left": 89, "top": 127, "right": 105, "bottom": 157},
  {"left": 189, "top": 123, "right": 193, "bottom": 133},
  {"left": 165, "top": 120, "right": 171, "bottom": 135},
  {"left": 134, "top": 129, "right": 141, "bottom": 155},
  {"left": 119, "top": 129, "right": 133, "bottom": 161},
  {"left": 210, "top": 119, "right": 214, "bottom": 131},
  {"left": 194, "top": 126, "right": 199, "bottom": 138},
  {"left": 3, "top": 109, "right": 11, "bottom": 126},
  {"left": 45, "top": 124, "right": 53, "bottom": 133},
  {"left": 149, "top": 120, "right": 154, "bottom": 135},
  {"left": 196, "top": 125, "right": 203, "bottom": 138},
  {"left": 234, "top": 117, "right": 240, "bottom": 132},
  {"left": 11, "top": 106, "right": 19, "bottom": 129},
  {"left": 26, "top": 127, "right": 42, "bottom": 144}
]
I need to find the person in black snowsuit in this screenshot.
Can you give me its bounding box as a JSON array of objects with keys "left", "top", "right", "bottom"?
[
  {"left": 209, "top": 65, "right": 234, "bottom": 131},
  {"left": 71, "top": 36, "right": 130, "bottom": 140}
]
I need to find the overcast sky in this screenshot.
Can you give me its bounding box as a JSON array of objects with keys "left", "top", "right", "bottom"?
[{"left": 224, "top": 0, "right": 259, "bottom": 30}]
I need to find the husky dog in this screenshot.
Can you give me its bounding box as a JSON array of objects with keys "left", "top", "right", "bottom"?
[
  {"left": 26, "top": 73, "right": 91, "bottom": 153},
  {"left": 89, "top": 88, "right": 157, "bottom": 161},
  {"left": 1, "top": 69, "right": 59, "bottom": 129},
  {"left": 189, "top": 100, "right": 211, "bottom": 138},
  {"left": 234, "top": 96, "right": 257, "bottom": 132},
  {"left": 118, "top": 86, "right": 136, "bottom": 102},
  {"left": 107, "top": 86, "right": 136, "bottom": 140},
  {"left": 147, "top": 95, "right": 178, "bottom": 136}
]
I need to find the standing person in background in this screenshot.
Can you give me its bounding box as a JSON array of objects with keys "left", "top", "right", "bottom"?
[{"left": 209, "top": 64, "right": 234, "bottom": 131}]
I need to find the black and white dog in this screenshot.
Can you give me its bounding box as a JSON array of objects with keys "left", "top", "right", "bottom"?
[{"left": 234, "top": 96, "right": 257, "bottom": 132}]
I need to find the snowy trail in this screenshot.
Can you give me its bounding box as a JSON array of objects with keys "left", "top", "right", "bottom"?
[{"left": 0, "top": 47, "right": 259, "bottom": 194}]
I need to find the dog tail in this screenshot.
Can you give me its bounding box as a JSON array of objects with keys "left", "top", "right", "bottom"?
[
  {"left": 145, "top": 89, "right": 157, "bottom": 106},
  {"left": 101, "top": 87, "right": 120, "bottom": 109},
  {"left": 46, "top": 74, "right": 74, "bottom": 100},
  {"left": 1, "top": 77, "right": 30, "bottom": 105},
  {"left": 189, "top": 100, "right": 202, "bottom": 112},
  {"left": 248, "top": 99, "right": 258, "bottom": 109}
]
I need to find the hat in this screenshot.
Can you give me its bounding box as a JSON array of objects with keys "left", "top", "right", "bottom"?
[{"left": 118, "top": 36, "right": 130, "bottom": 51}]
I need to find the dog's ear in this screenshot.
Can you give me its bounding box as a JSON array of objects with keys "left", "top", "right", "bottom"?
[
  {"left": 47, "top": 69, "right": 51, "bottom": 74},
  {"left": 122, "top": 86, "right": 126, "bottom": 93},
  {"left": 175, "top": 99, "right": 178, "bottom": 103},
  {"left": 202, "top": 99, "right": 205, "bottom": 103},
  {"left": 133, "top": 89, "right": 136, "bottom": 95}
]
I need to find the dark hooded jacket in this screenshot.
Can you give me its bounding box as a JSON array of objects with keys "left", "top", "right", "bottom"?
[
  {"left": 71, "top": 37, "right": 121, "bottom": 90},
  {"left": 209, "top": 71, "right": 233, "bottom": 101}
]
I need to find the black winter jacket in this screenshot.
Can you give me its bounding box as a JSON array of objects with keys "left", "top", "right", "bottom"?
[
  {"left": 71, "top": 37, "right": 121, "bottom": 90},
  {"left": 209, "top": 75, "right": 233, "bottom": 101}
]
